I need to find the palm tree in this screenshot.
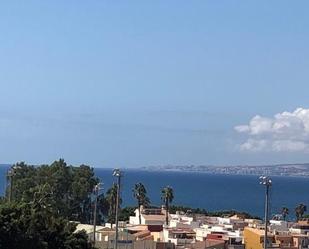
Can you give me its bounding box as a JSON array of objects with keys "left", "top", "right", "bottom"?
[
  {"left": 105, "top": 183, "right": 122, "bottom": 225},
  {"left": 295, "top": 203, "right": 307, "bottom": 221},
  {"left": 281, "top": 207, "right": 289, "bottom": 221},
  {"left": 132, "top": 183, "right": 150, "bottom": 224},
  {"left": 161, "top": 186, "right": 174, "bottom": 225}
]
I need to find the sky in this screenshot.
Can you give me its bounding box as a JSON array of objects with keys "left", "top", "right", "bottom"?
[{"left": 1, "top": 1, "right": 309, "bottom": 167}]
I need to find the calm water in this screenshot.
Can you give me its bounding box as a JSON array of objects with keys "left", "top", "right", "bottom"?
[{"left": 1, "top": 166, "right": 309, "bottom": 218}]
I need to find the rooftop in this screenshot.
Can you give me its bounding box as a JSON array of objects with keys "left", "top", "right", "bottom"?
[
  {"left": 244, "top": 227, "right": 273, "bottom": 237},
  {"left": 74, "top": 224, "right": 106, "bottom": 234},
  {"left": 143, "top": 214, "right": 166, "bottom": 221}
]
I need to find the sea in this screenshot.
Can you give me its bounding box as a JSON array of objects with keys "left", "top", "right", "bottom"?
[{"left": 1, "top": 165, "right": 308, "bottom": 219}]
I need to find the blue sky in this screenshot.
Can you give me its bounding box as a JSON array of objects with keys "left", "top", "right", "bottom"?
[{"left": 1, "top": 1, "right": 309, "bottom": 167}]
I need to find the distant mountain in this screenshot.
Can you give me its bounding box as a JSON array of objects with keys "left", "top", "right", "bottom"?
[{"left": 141, "top": 163, "right": 309, "bottom": 177}]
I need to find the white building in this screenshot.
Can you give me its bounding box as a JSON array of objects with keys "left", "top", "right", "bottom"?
[
  {"left": 289, "top": 221, "right": 309, "bottom": 235},
  {"left": 169, "top": 212, "right": 200, "bottom": 229},
  {"left": 269, "top": 219, "right": 289, "bottom": 232},
  {"left": 162, "top": 227, "right": 196, "bottom": 246},
  {"left": 129, "top": 207, "right": 167, "bottom": 227}
]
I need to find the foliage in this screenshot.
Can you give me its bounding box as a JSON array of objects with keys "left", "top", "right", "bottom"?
[
  {"left": 118, "top": 206, "right": 136, "bottom": 221},
  {"left": 161, "top": 186, "right": 174, "bottom": 225},
  {"left": 132, "top": 182, "right": 150, "bottom": 224},
  {"left": 295, "top": 203, "right": 307, "bottom": 221},
  {"left": 281, "top": 207, "right": 289, "bottom": 221},
  {"left": 0, "top": 195, "right": 94, "bottom": 249},
  {"left": 105, "top": 183, "right": 122, "bottom": 224},
  {"left": 169, "top": 205, "right": 260, "bottom": 219},
  {"left": 207, "top": 210, "right": 261, "bottom": 219},
  {"left": 169, "top": 205, "right": 207, "bottom": 215},
  {"left": 7, "top": 159, "right": 101, "bottom": 224},
  {"left": 96, "top": 193, "right": 110, "bottom": 224}
]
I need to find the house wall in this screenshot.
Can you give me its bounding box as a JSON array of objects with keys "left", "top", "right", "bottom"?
[
  {"left": 243, "top": 228, "right": 273, "bottom": 249},
  {"left": 95, "top": 240, "right": 174, "bottom": 249}
]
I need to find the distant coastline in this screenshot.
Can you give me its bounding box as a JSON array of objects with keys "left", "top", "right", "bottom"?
[
  {"left": 141, "top": 163, "right": 309, "bottom": 178},
  {"left": 3, "top": 163, "right": 309, "bottom": 178}
]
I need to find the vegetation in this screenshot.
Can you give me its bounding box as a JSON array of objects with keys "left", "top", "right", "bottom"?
[
  {"left": 295, "top": 203, "right": 307, "bottom": 221},
  {"left": 118, "top": 206, "right": 136, "bottom": 221},
  {"left": 7, "top": 160, "right": 101, "bottom": 223},
  {"left": 0, "top": 189, "right": 94, "bottom": 249},
  {"left": 105, "top": 183, "right": 122, "bottom": 224},
  {"left": 169, "top": 205, "right": 207, "bottom": 215},
  {"left": 281, "top": 207, "right": 289, "bottom": 221},
  {"left": 1, "top": 159, "right": 109, "bottom": 248},
  {"left": 169, "top": 205, "right": 261, "bottom": 219},
  {"left": 132, "top": 182, "right": 150, "bottom": 224},
  {"left": 161, "top": 186, "right": 174, "bottom": 225},
  {"left": 207, "top": 210, "right": 261, "bottom": 219}
]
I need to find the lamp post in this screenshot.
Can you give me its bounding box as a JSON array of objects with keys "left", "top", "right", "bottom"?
[
  {"left": 7, "top": 165, "right": 21, "bottom": 202},
  {"left": 259, "top": 176, "right": 272, "bottom": 249},
  {"left": 113, "top": 168, "right": 122, "bottom": 249},
  {"left": 93, "top": 182, "right": 103, "bottom": 246}
]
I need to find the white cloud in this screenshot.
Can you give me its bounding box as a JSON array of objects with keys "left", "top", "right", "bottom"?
[
  {"left": 235, "top": 108, "right": 309, "bottom": 153},
  {"left": 239, "top": 139, "right": 269, "bottom": 152}
]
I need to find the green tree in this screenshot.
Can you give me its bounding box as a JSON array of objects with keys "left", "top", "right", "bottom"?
[
  {"left": 281, "top": 207, "right": 289, "bottom": 221},
  {"left": 295, "top": 203, "right": 307, "bottom": 221},
  {"left": 7, "top": 159, "right": 99, "bottom": 224},
  {"left": 132, "top": 182, "right": 150, "bottom": 224},
  {"left": 0, "top": 194, "right": 94, "bottom": 249},
  {"left": 161, "top": 186, "right": 174, "bottom": 225},
  {"left": 105, "top": 183, "right": 122, "bottom": 224},
  {"left": 118, "top": 206, "right": 136, "bottom": 222}
]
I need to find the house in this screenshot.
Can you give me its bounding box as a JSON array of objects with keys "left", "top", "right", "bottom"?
[
  {"left": 169, "top": 212, "right": 200, "bottom": 229},
  {"left": 289, "top": 220, "right": 309, "bottom": 235},
  {"left": 129, "top": 207, "right": 167, "bottom": 232},
  {"left": 74, "top": 223, "right": 106, "bottom": 242},
  {"left": 243, "top": 227, "right": 274, "bottom": 249},
  {"left": 162, "top": 227, "right": 196, "bottom": 246},
  {"left": 94, "top": 230, "right": 135, "bottom": 249},
  {"left": 269, "top": 219, "right": 289, "bottom": 232}
]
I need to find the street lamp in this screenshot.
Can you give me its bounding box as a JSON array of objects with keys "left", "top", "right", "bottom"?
[
  {"left": 93, "top": 182, "right": 103, "bottom": 246},
  {"left": 7, "top": 165, "right": 21, "bottom": 202},
  {"left": 259, "top": 176, "right": 272, "bottom": 249},
  {"left": 113, "top": 168, "right": 122, "bottom": 249}
]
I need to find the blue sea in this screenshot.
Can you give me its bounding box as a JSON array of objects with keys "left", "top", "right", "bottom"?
[{"left": 1, "top": 165, "right": 309, "bottom": 219}]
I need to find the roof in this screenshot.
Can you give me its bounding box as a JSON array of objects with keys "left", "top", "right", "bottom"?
[
  {"left": 141, "top": 208, "right": 164, "bottom": 215},
  {"left": 97, "top": 227, "right": 114, "bottom": 232},
  {"left": 290, "top": 234, "right": 309, "bottom": 238},
  {"left": 193, "top": 239, "right": 225, "bottom": 249},
  {"left": 244, "top": 227, "right": 273, "bottom": 237},
  {"left": 143, "top": 214, "right": 166, "bottom": 221},
  {"left": 97, "top": 227, "right": 115, "bottom": 235},
  {"left": 166, "top": 228, "right": 196, "bottom": 234},
  {"left": 75, "top": 224, "right": 106, "bottom": 234},
  {"left": 133, "top": 230, "right": 151, "bottom": 239},
  {"left": 126, "top": 225, "right": 149, "bottom": 232}
]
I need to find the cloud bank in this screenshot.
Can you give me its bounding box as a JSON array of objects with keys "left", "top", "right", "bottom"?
[{"left": 235, "top": 108, "right": 309, "bottom": 153}]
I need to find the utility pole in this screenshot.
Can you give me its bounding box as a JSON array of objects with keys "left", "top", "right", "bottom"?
[
  {"left": 7, "top": 166, "right": 20, "bottom": 202},
  {"left": 259, "top": 176, "right": 272, "bottom": 249},
  {"left": 8, "top": 170, "right": 13, "bottom": 202},
  {"left": 113, "top": 169, "right": 122, "bottom": 249},
  {"left": 93, "top": 183, "right": 103, "bottom": 246}
]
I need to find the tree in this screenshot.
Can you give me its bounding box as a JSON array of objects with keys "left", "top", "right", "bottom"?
[
  {"left": 281, "top": 207, "right": 289, "bottom": 221},
  {"left": 0, "top": 194, "right": 94, "bottom": 249},
  {"left": 7, "top": 159, "right": 99, "bottom": 224},
  {"left": 295, "top": 203, "right": 307, "bottom": 221},
  {"left": 161, "top": 186, "right": 174, "bottom": 225},
  {"left": 105, "top": 183, "right": 122, "bottom": 224},
  {"left": 118, "top": 206, "right": 136, "bottom": 222},
  {"left": 132, "top": 183, "right": 150, "bottom": 224}
]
